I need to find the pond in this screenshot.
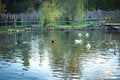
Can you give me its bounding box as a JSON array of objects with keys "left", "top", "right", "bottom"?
[{"left": 0, "top": 30, "right": 120, "bottom": 80}]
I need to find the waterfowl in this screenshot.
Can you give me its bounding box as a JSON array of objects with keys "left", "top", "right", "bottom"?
[
  {"left": 17, "top": 40, "right": 22, "bottom": 44},
  {"left": 17, "top": 41, "right": 21, "bottom": 44},
  {"left": 51, "top": 39, "right": 56, "bottom": 44},
  {"left": 108, "top": 48, "right": 116, "bottom": 55},
  {"left": 78, "top": 33, "right": 82, "bottom": 37},
  {"left": 75, "top": 39, "right": 82, "bottom": 44},
  {"left": 85, "top": 33, "right": 89, "bottom": 38},
  {"left": 86, "top": 43, "right": 91, "bottom": 50},
  {"left": 17, "top": 40, "right": 25, "bottom": 44}
]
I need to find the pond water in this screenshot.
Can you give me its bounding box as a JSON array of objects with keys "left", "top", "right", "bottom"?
[{"left": 0, "top": 30, "right": 120, "bottom": 80}]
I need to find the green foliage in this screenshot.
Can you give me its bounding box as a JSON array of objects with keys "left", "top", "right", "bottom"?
[
  {"left": 2, "top": 0, "right": 120, "bottom": 14},
  {"left": 32, "top": 0, "right": 42, "bottom": 12},
  {"left": 3, "top": 0, "right": 33, "bottom": 13},
  {"left": 38, "top": 0, "right": 62, "bottom": 26},
  {"left": 37, "top": 0, "right": 87, "bottom": 26},
  {"left": 7, "top": 17, "right": 14, "bottom": 25},
  {"left": 1, "top": 0, "right": 120, "bottom": 28},
  {"left": 36, "top": 15, "right": 41, "bottom": 24},
  {"left": 58, "top": 0, "right": 87, "bottom": 21},
  {"left": 16, "top": 17, "right": 21, "bottom": 25},
  {"left": 85, "top": 0, "right": 120, "bottom": 10},
  {"left": 26, "top": 7, "right": 34, "bottom": 13}
]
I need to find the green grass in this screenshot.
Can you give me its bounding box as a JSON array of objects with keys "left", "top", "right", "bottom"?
[
  {"left": 0, "top": 25, "right": 32, "bottom": 30},
  {"left": 1, "top": 19, "right": 113, "bottom": 31},
  {"left": 1, "top": 19, "right": 119, "bottom": 31},
  {"left": 0, "top": 23, "right": 90, "bottom": 31}
]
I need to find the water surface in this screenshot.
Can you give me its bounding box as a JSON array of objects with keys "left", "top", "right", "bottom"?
[{"left": 0, "top": 30, "right": 120, "bottom": 80}]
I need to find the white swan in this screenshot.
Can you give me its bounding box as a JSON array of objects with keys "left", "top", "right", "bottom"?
[
  {"left": 86, "top": 43, "right": 91, "bottom": 50},
  {"left": 85, "top": 33, "right": 89, "bottom": 38},
  {"left": 78, "top": 33, "right": 82, "bottom": 37},
  {"left": 75, "top": 39, "right": 82, "bottom": 44}
]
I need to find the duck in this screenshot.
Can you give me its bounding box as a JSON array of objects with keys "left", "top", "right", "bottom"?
[
  {"left": 85, "top": 33, "right": 89, "bottom": 38},
  {"left": 86, "top": 43, "right": 91, "bottom": 50},
  {"left": 108, "top": 48, "right": 116, "bottom": 55},
  {"left": 75, "top": 39, "right": 82, "bottom": 44},
  {"left": 51, "top": 39, "right": 56, "bottom": 44},
  {"left": 17, "top": 40, "right": 23, "bottom": 44},
  {"left": 78, "top": 33, "right": 82, "bottom": 37},
  {"left": 17, "top": 41, "right": 21, "bottom": 44}
]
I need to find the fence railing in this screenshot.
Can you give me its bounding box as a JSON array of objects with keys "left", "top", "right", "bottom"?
[
  {"left": 0, "top": 10, "right": 120, "bottom": 26},
  {"left": 84, "top": 10, "right": 120, "bottom": 19}
]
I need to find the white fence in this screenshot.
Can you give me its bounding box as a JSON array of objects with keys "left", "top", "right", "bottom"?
[
  {"left": 0, "top": 10, "right": 120, "bottom": 25},
  {"left": 84, "top": 10, "right": 120, "bottom": 19},
  {"left": 0, "top": 11, "right": 38, "bottom": 25}
]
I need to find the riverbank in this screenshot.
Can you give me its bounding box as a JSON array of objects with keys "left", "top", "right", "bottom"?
[
  {"left": 0, "top": 24, "right": 102, "bottom": 33},
  {"left": 1, "top": 18, "right": 120, "bottom": 33}
]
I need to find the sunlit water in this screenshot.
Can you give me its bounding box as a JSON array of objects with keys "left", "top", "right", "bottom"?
[{"left": 0, "top": 30, "right": 120, "bottom": 80}]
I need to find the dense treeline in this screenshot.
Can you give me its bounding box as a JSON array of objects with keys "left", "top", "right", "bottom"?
[
  {"left": 2, "top": 0, "right": 34, "bottom": 13},
  {"left": 1, "top": 0, "right": 120, "bottom": 14},
  {"left": 86, "top": 0, "right": 120, "bottom": 10}
]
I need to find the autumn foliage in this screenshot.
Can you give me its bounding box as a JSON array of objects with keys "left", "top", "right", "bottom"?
[{"left": 0, "top": 0, "right": 6, "bottom": 13}]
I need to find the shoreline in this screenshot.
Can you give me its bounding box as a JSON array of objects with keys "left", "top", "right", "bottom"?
[{"left": 0, "top": 27, "right": 102, "bottom": 33}]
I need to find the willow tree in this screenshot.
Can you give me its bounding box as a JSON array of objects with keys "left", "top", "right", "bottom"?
[
  {"left": 38, "top": 0, "right": 62, "bottom": 26},
  {"left": 57, "top": 0, "right": 87, "bottom": 24},
  {"left": 76, "top": 0, "right": 87, "bottom": 20}
]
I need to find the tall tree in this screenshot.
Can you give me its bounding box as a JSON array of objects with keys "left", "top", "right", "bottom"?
[
  {"left": 37, "top": 0, "right": 87, "bottom": 26},
  {"left": 57, "top": 0, "right": 87, "bottom": 23},
  {"left": 38, "top": 0, "right": 62, "bottom": 26}
]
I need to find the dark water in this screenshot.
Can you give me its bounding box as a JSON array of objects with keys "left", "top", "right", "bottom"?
[{"left": 0, "top": 30, "right": 120, "bottom": 80}]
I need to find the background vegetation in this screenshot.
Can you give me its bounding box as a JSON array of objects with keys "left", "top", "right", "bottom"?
[
  {"left": 0, "top": 0, "right": 120, "bottom": 27},
  {"left": 1, "top": 0, "right": 119, "bottom": 14}
]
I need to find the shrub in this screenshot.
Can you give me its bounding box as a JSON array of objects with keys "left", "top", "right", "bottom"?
[{"left": 16, "top": 17, "right": 21, "bottom": 25}]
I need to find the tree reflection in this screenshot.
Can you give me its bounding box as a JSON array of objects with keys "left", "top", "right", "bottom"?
[
  {"left": 22, "top": 46, "right": 30, "bottom": 71},
  {"left": 48, "top": 31, "right": 83, "bottom": 79}
]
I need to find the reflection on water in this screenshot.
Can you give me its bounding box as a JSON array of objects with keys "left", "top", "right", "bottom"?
[{"left": 0, "top": 30, "right": 120, "bottom": 80}]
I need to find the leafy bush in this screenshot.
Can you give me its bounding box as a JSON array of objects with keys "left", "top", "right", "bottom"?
[
  {"left": 7, "top": 17, "right": 14, "bottom": 25},
  {"left": 16, "top": 17, "right": 21, "bottom": 25}
]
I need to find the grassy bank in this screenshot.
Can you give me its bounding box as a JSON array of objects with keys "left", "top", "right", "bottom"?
[
  {"left": 1, "top": 18, "right": 118, "bottom": 31},
  {"left": 0, "top": 23, "right": 90, "bottom": 31}
]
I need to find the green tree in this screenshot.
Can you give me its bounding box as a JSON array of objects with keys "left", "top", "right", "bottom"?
[
  {"left": 38, "top": 0, "right": 87, "bottom": 26},
  {"left": 38, "top": 0, "right": 62, "bottom": 26},
  {"left": 57, "top": 0, "right": 87, "bottom": 24}
]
